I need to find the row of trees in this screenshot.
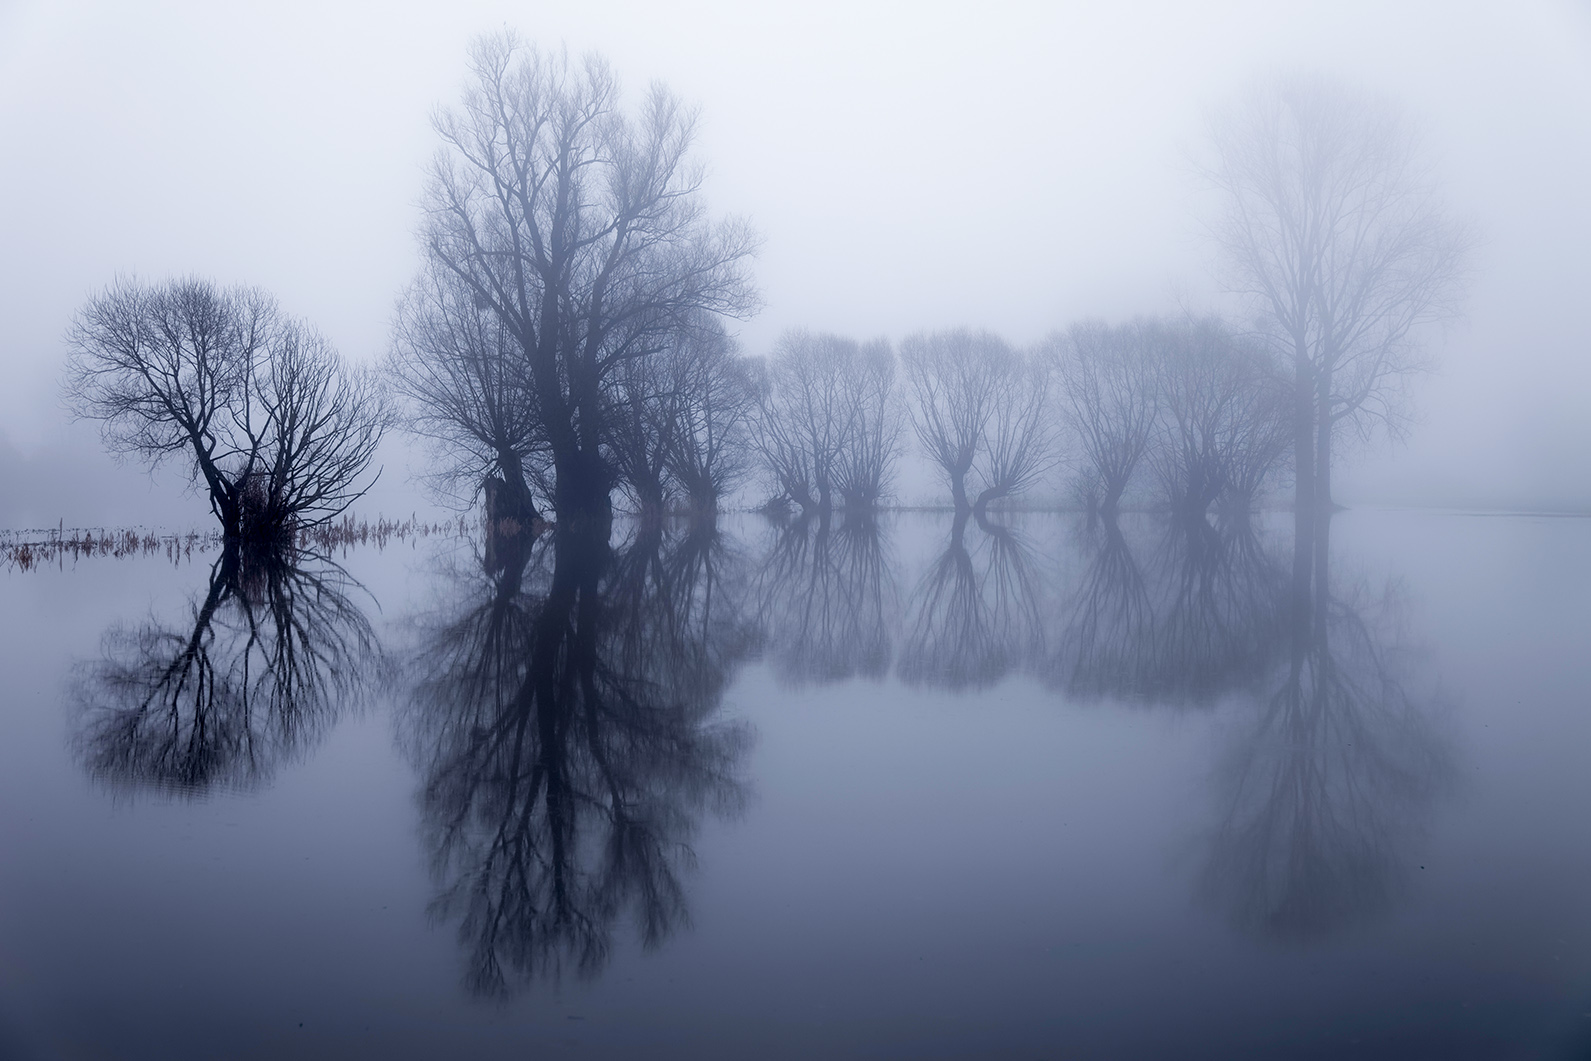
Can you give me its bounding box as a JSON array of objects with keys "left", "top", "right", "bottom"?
[
  {"left": 1054, "top": 316, "right": 1292, "bottom": 518},
  {"left": 752, "top": 315, "right": 1289, "bottom": 522},
  {"left": 55, "top": 38, "right": 1469, "bottom": 995},
  {"left": 395, "top": 34, "right": 757, "bottom": 537},
  {"left": 61, "top": 39, "right": 1468, "bottom": 544},
  {"left": 59, "top": 268, "right": 1290, "bottom": 538},
  {"left": 380, "top": 56, "right": 1465, "bottom": 532}
]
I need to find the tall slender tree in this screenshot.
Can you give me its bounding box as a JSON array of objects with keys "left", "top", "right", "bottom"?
[{"left": 1204, "top": 75, "right": 1470, "bottom": 576}]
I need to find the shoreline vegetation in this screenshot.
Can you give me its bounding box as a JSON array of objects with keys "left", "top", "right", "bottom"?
[
  {"left": 0, "top": 514, "right": 465, "bottom": 571},
  {"left": 9, "top": 503, "right": 1587, "bottom": 575},
  {"left": 55, "top": 54, "right": 1468, "bottom": 555}
]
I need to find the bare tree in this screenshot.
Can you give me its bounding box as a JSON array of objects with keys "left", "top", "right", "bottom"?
[
  {"left": 66, "top": 277, "right": 386, "bottom": 542},
  {"left": 607, "top": 348, "right": 679, "bottom": 519},
  {"left": 603, "top": 313, "right": 757, "bottom": 520},
  {"left": 242, "top": 325, "right": 387, "bottom": 539},
  {"left": 401, "top": 523, "right": 749, "bottom": 995},
  {"left": 975, "top": 349, "right": 1053, "bottom": 513},
  {"left": 752, "top": 330, "right": 897, "bottom": 515},
  {"left": 1046, "top": 320, "right": 1159, "bottom": 516},
  {"left": 389, "top": 264, "right": 548, "bottom": 523},
  {"left": 834, "top": 339, "right": 900, "bottom": 512},
  {"left": 901, "top": 329, "right": 1052, "bottom": 513},
  {"left": 901, "top": 330, "right": 997, "bottom": 512},
  {"left": 749, "top": 340, "right": 827, "bottom": 514},
  {"left": 421, "top": 33, "right": 758, "bottom": 535},
  {"left": 1145, "top": 316, "right": 1291, "bottom": 517},
  {"left": 71, "top": 545, "right": 376, "bottom": 795},
  {"left": 663, "top": 318, "right": 759, "bottom": 516},
  {"left": 1203, "top": 74, "right": 1471, "bottom": 548}
]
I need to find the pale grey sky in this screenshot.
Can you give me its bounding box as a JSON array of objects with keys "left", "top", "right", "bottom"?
[{"left": 1, "top": 0, "right": 1588, "bottom": 523}]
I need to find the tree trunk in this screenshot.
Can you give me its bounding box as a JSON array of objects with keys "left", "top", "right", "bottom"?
[
  {"left": 1100, "top": 477, "right": 1125, "bottom": 518},
  {"left": 688, "top": 483, "right": 718, "bottom": 519},
  {"left": 1292, "top": 343, "right": 1317, "bottom": 611},
  {"left": 971, "top": 483, "right": 1007, "bottom": 517},
  {"left": 496, "top": 450, "right": 540, "bottom": 524},
  {"left": 548, "top": 355, "right": 614, "bottom": 540},
  {"left": 950, "top": 468, "right": 970, "bottom": 513},
  {"left": 554, "top": 450, "right": 613, "bottom": 540},
  {"left": 214, "top": 491, "right": 242, "bottom": 542},
  {"left": 1314, "top": 372, "right": 1334, "bottom": 514},
  {"left": 1311, "top": 508, "right": 1332, "bottom": 648},
  {"left": 949, "top": 505, "right": 971, "bottom": 547}
]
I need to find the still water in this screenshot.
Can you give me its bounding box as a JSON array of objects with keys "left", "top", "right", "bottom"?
[{"left": 1, "top": 509, "right": 1589, "bottom": 1059}]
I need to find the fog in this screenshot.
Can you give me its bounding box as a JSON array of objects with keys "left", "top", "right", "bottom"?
[{"left": 2, "top": 0, "right": 1589, "bottom": 525}]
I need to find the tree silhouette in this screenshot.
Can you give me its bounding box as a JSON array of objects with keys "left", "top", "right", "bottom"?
[
  {"left": 752, "top": 512, "right": 897, "bottom": 685},
  {"left": 1145, "top": 316, "right": 1291, "bottom": 517},
  {"left": 1196, "top": 518, "right": 1453, "bottom": 940},
  {"left": 66, "top": 279, "right": 387, "bottom": 542},
  {"left": 897, "top": 511, "right": 1047, "bottom": 691},
  {"left": 1204, "top": 74, "right": 1471, "bottom": 580},
  {"left": 752, "top": 331, "right": 900, "bottom": 516},
  {"left": 901, "top": 330, "right": 1053, "bottom": 515},
  {"left": 1047, "top": 320, "right": 1159, "bottom": 516},
  {"left": 70, "top": 544, "right": 376, "bottom": 795},
  {"left": 389, "top": 263, "right": 548, "bottom": 524},
  {"left": 402, "top": 523, "right": 752, "bottom": 995},
  {"left": 419, "top": 33, "right": 758, "bottom": 534}
]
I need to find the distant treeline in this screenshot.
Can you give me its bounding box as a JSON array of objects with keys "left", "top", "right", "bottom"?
[
  {"left": 513, "top": 315, "right": 1288, "bottom": 523},
  {"left": 62, "top": 37, "right": 1467, "bottom": 547},
  {"left": 379, "top": 31, "right": 1297, "bottom": 526}
]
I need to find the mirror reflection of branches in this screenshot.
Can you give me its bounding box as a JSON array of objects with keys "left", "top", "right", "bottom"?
[
  {"left": 899, "top": 510, "right": 1047, "bottom": 692},
  {"left": 400, "top": 522, "right": 753, "bottom": 996},
  {"left": 1197, "top": 518, "right": 1454, "bottom": 941},
  {"left": 899, "top": 330, "right": 1054, "bottom": 517},
  {"left": 753, "top": 511, "right": 897, "bottom": 687},
  {"left": 1049, "top": 512, "right": 1290, "bottom": 706},
  {"left": 69, "top": 543, "right": 377, "bottom": 795}
]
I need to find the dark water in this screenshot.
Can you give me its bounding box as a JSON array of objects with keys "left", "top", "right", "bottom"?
[{"left": 2, "top": 509, "right": 1590, "bottom": 1059}]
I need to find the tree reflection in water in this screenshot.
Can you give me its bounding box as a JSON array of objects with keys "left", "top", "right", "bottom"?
[
  {"left": 1197, "top": 517, "right": 1453, "bottom": 941},
  {"left": 898, "top": 510, "right": 1046, "bottom": 691},
  {"left": 1050, "top": 512, "right": 1289, "bottom": 705},
  {"left": 402, "top": 521, "right": 752, "bottom": 996},
  {"left": 753, "top": 512, "right": 896, "bottom": 686},
  {"left": 70, "top": 543, "right": 376, "bottom": 795}
]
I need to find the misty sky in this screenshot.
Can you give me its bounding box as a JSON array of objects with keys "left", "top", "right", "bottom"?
[{"left": 1, "top": 0, "right": 1588, "bottom": 524}]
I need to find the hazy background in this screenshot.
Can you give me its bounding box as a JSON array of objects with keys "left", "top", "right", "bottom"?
[{"left": 1, "top": 0, "right": 1588, "bottom": 527}]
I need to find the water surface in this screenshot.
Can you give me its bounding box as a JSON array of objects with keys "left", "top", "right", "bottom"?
[{"left": 1, "top": 509, "right": 1588, "bottom": 1059}]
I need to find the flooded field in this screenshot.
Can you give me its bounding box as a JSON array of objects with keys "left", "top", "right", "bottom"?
[{"left": 0, "top": 508, "right": 1588, "bottom": 1059}]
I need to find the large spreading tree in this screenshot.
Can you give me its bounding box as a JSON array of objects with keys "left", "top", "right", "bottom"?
[{"left": 418, "top": 32, "right": 759, "bottom": 535}]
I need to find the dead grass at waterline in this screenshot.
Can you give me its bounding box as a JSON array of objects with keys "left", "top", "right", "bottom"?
[
  {"left": 0, "top": 515, "right": 477, "bottom": 572},
  {"left": 0, "top": 526, "right": 215, "bottom": 571}
]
